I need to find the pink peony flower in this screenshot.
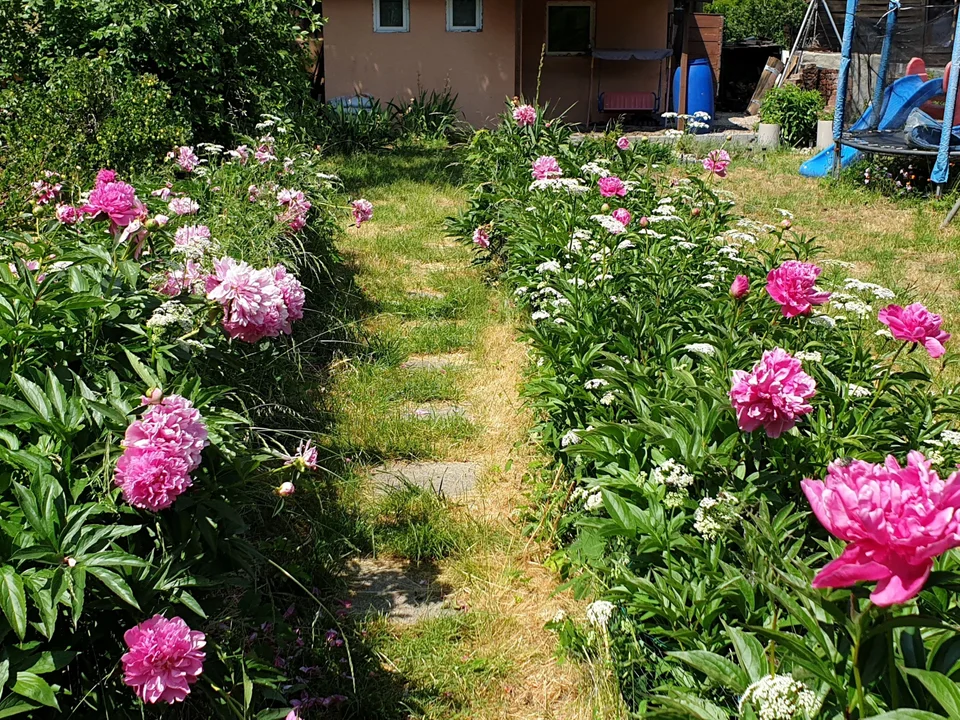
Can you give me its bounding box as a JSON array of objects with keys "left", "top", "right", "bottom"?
[
  {"left": 598, "top": 176, "right": 627, "bottom": 197},
  {"left": 121, "top": 394, "right": 209, "bottom": 472},
  {"left": 157, "top": 261, "right": 203, "bottom": 297},
  {"left": 95, "top": 169, "right": 117, "bottom": 187},
  {"left": 115, "top": 447, "right": 192, "bottom": 511},
  {"left": 168, "top": 197, "right": 200, "bottom": 216},
  {"left": 255, "top": 137, "right": 276, "bottom": 164},
  {"left": 84, "top": 180, "right": 146, "bottom": 228},
  {"left": 122, "top": 615, "right": 205, "bottom": 704},
  {"left": 273, "top": 265, "right": 306, "bottom": 326},
  {"left": 766, "top": 261, "right": 831, "bottom": 318},
  {"left": 611, "top": 208, "right": 631, "bottom": 226},
  {"left": 703, "top": 149, "right": 731, "bottom": 177},
  {"left": 151, "top": 186, "right": 173, "bottom": 201},
  {"left": 228, "top": 145, "right": 250, "bottom": 164},
  {"left": 173, "top": 225, "right": 213, "bottom": 257},
  {"left": 174, "top": 146, "right": 199, "bottom": 172},
  {"left": 206, "top": 257, "right": 289, "bottom": 343},
  {"left": 351, "top": 199, "right": 373, "bottom": 228},
  {"left": 729, "top": 347, "right": 816, "bottom": 438},
  {"left": 30, "top": 174, "right": 62, "bottom": 205},
  {"left": 802, "top": 451, "right": 960, "bottom": 606},
  {"left": 55, "top": 204, "right": 82, "bottom": 225},
  {"left": 531, "top": 156, "right": 563, "bottom": 180},
  {"left": 730, "top": 274, "right": 750, "bottom": 299},
  {"left": 473, "top": 226, "right": 491, "bottom": 249},
  {"left": 878, "top": 303, "right": 951, "bottom": 358},
  {"left": 513, "top": 104, "right": 537, "bottom": 126},
  {"left": 284, "top": 440, "right": 318, "bottom": 471},
  {"left": 617, "top": 136, "right": 631, "bottom": 150}
]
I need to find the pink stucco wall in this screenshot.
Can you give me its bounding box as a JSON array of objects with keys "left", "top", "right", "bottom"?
[
  {"left": 323, "top": 0, "right": 518, "bottom": 127},
  {"left": 520, "top": 0, "right": 673, "bottom": 125}
]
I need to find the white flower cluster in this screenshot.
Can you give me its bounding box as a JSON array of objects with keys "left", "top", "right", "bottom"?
[
  {"left": 809, "top": 314, "right": 836, "bottom": 328},
  {"left": 941, "top": 430, "right": 960, "bottom": 446},
  {"left": 146, "top": 301, "right": 194, "bottom": 332},
  {"left": 586, "top": 600, "right": 615, "bottom": 628},
  {"left": 831, "top": 292, "right": 872, "bottom": 318},
  {"left": 774, "top": 208, "right": 794, "bottom": 219},
  {"left": 530, "top": 178, "right": 588, "bottom": 194},
  {"left": 560, "top": 430, "right": 581, "bottom": 447},
  {"left": 684, "top": 343, "right": 717, "bottom": 356},
  {"left": 590, "top": 214, "right": 626, "bottom": 235},
  {"left": 738, "top": 675, "right": 819, "bottom": 720},
  {"left": 581, "top": 162, "right": 611, "bottom": 178},
  {"left": 584, "top": 378, "right": 609, "bottom": 390},
  {"left": 847, "top": 383, "right": 872, "bottom": 398},
  {"left": 794, "top": 350, "right": 822, "bottom": 363},
  {"left": 652, "top": 459, "right": 694, "bottom": 489},
  {"left": 599, "top": 392, "right": 617, "bottom": 406},
  {"left": 693, "top": 491, "right": 740, "bottom": 540},
  {"left": 843, "top": 278, "right": 895, "bottom": 300},
  {"left": 536, "top": 260, "right": 562, "bottom": 274}
]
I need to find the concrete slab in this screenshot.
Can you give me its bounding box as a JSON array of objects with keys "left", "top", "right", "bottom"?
[
  {"left": 344, "top": 558, "right": 453, "bottom": 625},
  {"left": 370, "top": 461, "right": 480, "bottom": 499}
]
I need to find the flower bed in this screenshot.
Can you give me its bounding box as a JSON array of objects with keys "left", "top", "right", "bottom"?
[
  {"left": 0, "top": 128, "right": 358, "bottom": 715},
  {"left": 452, "top": 104, "right": 960, "bottom": 717}
]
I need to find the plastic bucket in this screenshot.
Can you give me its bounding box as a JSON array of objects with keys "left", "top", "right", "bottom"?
[{"left": 672, "top": 57, "right": 715, "bottom": 131}]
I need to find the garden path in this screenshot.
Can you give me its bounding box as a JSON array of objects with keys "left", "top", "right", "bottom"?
[{"left": 322, "top": 148, "right": 595, "bottom": 720}]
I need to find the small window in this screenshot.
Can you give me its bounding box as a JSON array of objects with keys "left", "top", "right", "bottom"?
[
  {"left": 448, "top": 0, "right": 482, "bottom": 31},
  {"left": 546, "top": 2, "right": 594, "bottom": 55},
  {"left": 374, "top": 0, "right": 409, "bottom": 32}
]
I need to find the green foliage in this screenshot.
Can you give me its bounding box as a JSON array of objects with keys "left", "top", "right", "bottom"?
[
  {"left": 759, "top": 84, "right": 825, "bottom": 146},
  {"left": 316, "top": 100, "right": 398, "bottom": 154},
  {"left": 389, "top": 87, "right": 466, "bottom": 142},
  {"left": 0, "top": 0, "right": 323, "bottom": 139},
  {"left": 369, "top": 484, "right": 474, "bottom": 562},
  {"left": 704, "top": 0, "right": 809, "bottom": 46},
  {"left": 452, "top": 102, "right": 960, "bottom": 718},
  {"left": 0, "top": 58, "right": 189, "bottom": 223},
  {"left": 0, "top": 133, "right": 345, "bottom": 715}
]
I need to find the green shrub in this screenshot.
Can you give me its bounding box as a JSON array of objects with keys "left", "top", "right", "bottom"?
[
  {"left": 704, "top": 0, "right": 808, "bottom": 45},
  {"left": 0, "top": 0, "right": 322, "bottom": 139},
  {"left": 315, "top": 100, "right": 398, "bottom": 154},
  {"left": 389, "top": 87, "right": 466, "bottom": 141},
  {"left": 0, "top": 58, "right": 189, "bottom": 223},
  {"left": 759, "top": 83, "right": 825, "bottom": 146}
]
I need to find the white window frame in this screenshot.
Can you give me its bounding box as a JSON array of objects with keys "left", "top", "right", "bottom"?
[
  {"left": 447, "top": 0, "right": 483, "bottom": 32},
  {"left": 545, "top": 1, "right": 596, "bottom": 56},
  {"left": 374, "top": 0, "right": 410, "bottom": 33}
]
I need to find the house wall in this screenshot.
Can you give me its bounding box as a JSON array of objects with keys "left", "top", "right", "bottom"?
[
  {"left": 520, "top": 0, "right": 673, "bottom": 124},
  {"left": 323, "top": 0, "right": 518, "bottom": 127}
]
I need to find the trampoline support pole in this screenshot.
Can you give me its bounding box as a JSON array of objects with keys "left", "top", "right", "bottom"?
[
  {"left": 932, "top": 10, "right": 960, "bottom": 187},
  {"left": 942, "top": 195, "right": 960, "bottom": 229},
  {"left": 832, "top": 0, "right": 859, "bottom": 175},
  {"left": 870, "top": 0, "right": 900, "bottom": 130}
]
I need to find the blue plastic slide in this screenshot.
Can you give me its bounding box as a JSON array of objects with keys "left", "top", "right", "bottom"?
[{"left": 799, "top": 76, "right": 944, "bottom": 178}]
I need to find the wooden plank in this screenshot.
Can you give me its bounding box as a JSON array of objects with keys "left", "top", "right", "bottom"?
[
  {"left": 678, "top": 12, "right": 690, "bottom": 131},
  {"left": 747, "top": 56, "right": 784, "bottom": 114}
]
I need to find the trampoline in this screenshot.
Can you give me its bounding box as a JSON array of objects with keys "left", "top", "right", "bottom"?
[{"left": 839, "top": 130, "right": 960, "bottom": 158}]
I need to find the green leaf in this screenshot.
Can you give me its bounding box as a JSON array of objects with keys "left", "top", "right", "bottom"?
[
  {"left": 176, "top": 590, "right": 207, "bottom": 619},
  {"left": 905, "top": 669, "right": 960, "bottom": 720},
  {"left": 600, "top": 489, "right": 637, "bottom": 532},
  {"left": 0, "top": 652, "right": 9, "bottom": 689},
  {"left": 10, "top": 482, "right": 48, "bottom": 540},
  {"left": 87, "top": 567, "right": 139, "bottom": 609},
  {"left": 724, "top": 623, "right": 767, "bottom": 684},
  {"left": 44, "top": 370, "right": 66, "bottom": 423},
  {"left": 10, "top": 672, "right": 58, "bottom": 710},
  {"left": 653, "top": 691, "right": 729, "bottom": 720},
  {"left": 0, "top": 567, "right": 27, "bottom": 640},
  {"left": 869, "top": 711, "right": 947, "bottom": 720},
  {"left": 0, "top": 696, "right": 38, "bottom": 718},
  {"left": 123, "top": 349, "right": 159, "bottom": 389},
  {"left": 669, "top": 650, "right": 747, "bottom": 693},
  {"left": 77, "top": 552, "right": 149, "bottom": 570},
  {"left": 12, "top": 375, "right": 51, "bottom": 423}
]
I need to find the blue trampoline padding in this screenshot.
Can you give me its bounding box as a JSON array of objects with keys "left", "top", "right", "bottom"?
[{"left": 800, "top": 76, "right": 943, "bottom": 178}]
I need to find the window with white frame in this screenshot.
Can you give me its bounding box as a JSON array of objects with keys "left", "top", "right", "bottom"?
[
  {"left": 447, "top": 0, "right": 482, "bottom": 31},
  {"left": 546, "top": 1, "right": 594, "bottom": 55},
  {"left": 374, "top": 0, "right": 409, "bottom": 32}
]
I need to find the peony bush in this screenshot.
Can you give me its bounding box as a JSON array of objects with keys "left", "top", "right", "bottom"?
[
  {"left": 452, "top": 102, "right": 960, "bottom": 717},
  {"left": 0, "top": 127, "right": 351, "bottom": 715}
]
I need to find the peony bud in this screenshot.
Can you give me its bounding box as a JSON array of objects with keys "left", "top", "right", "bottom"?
[
  {"left": 277, "top": 482, "right": 296, "bottom": 497},
  {"left": 64, "top": 556, "right": 77, "bottom": 568},
  {"left": 141, "top": 387, "right": 163, "bottom": 405},
  {"left": 600, "top": 203, "right": 611, "bottom": 213},
  {"left": 639, "top": 216, "right": 649, "bottom": 227},
  {"left": 730, "top": 274, "right": 750, "bottom": 300},
  {"left": 781, "top": 219, "right": 792, "bottom": 229},
  {"left": 691, "top": 207, "right": 701, "bottom": 217}
]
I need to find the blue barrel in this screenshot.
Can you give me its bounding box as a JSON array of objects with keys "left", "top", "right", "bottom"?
[{"left": 672, "top": 57, "right": 715, "bottom": 131}]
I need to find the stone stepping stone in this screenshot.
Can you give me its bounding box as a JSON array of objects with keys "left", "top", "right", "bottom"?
[
  {"left": 344, "top": 557, "right": 453, "bottom": 625},
  {"left": 402, "top": 404, "right": 471, "bottom": 421},
  {"left": 370, "top": 461, "right": 480, "bottom": 499},
  {"left": 400, "top": 353, "right": 470, "bottom": 371}
]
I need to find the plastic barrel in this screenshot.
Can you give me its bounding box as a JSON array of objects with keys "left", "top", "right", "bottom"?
[{"left": 672, "top": 57, "right": 715, "bottom": 131}]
